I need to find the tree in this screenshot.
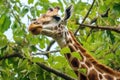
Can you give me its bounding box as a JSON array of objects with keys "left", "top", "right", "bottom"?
[{"left": 0, "top": 0, "right": 120, "bottom": 80}]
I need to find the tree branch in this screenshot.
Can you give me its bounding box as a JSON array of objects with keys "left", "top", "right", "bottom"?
[
  {"left": 32, "top": 50, "right": 60, "bottom": 55},
  {"left": 85, "top": 8, "right": 110, "bottom": 40},
  {"left": 45, "top": 40, "right": 56, "bottom": 57},
  {"left": 79, "top": 24, "right": 120, "bottom": 33},
  {"left": 46, "top": 40, "right": 56, "bottom": 51},
  {"left": 0, "top": 53, "right": 24, "bottom": 60},
  {"left": 36, "top": 62, "right": 76, "bottom": 80},
  {"left": 74, "top": 0, "right": 96, "bottom": 35},
  {"left": 0, "top": 53, "right": 76, "bottom": 80}
]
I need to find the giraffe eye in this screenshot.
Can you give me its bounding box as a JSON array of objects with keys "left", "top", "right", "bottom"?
[
  {"left": 48, "top": 8, "right": 53, "bottom": 11},
  {"left": 53, "top": 16, "right": 61, "bottom": 21}
]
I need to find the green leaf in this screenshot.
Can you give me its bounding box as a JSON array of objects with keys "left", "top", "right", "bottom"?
[
  {"left": 39, "top": 39, "right": 45, "bottom": 49},
  {"left": 78, "top": 68, "right": 87, "bottom": 75},
  {"left": 22, "top": 47, "right": 30, "bottom": 58},
  {"left": 0, "top": 15, "right": 11, "bottom": 33},
  {"left": 21, "top": 7, "right": 29, "bottom": 17},
  {"left": 32, "top": 57, "right": 44, "bottom": 63},
  {"left": 30, "top": 7, "right": 36, "bottom": 18},
  {"left": 29, "top": 72, "right": 36, "bottom": 80},
  {"left": 28, "top": 0, "right": 34, "bottom": 4},
  {"left": 13, "top": 4, "right": 20, "bottom": 13},
  {"left": 71, "top": 52, "right": 82, "bottom": 60},
  {"left": 30, "top": 45, "right": 37, "bottom": 52},
  {"left": 0, "top": 33, "right": 8, "bottom": 49},
  {"left": 113, "top": 3, "right": 120, "bottom": 12},
  {"left": 60, "top": 46, "right": 71, "bottom": 54},
  {"left": 26, "top": 34, "right": 39, "bottom": 45},
  {"left": 13, "top": 36, "right": 23, "bottom": 44},
  {"left": 112, "top": 3, "right": 120, "bottom": 16},
  {"left": 0, "top": 15, "right": 5, "bottom": 26},
  {"left": 12, "top": 23, "right": 25, "bottom": 36},
  {"left": 106, "top": 31, "right": 115, "bottom": 44},
  {"left": 18, "top": 59, "right": 28, "bottom": 69}
]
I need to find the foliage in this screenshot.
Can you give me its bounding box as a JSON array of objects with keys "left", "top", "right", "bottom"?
[{"left": 0, "top": 0, "right": 120, "bottom": 80}]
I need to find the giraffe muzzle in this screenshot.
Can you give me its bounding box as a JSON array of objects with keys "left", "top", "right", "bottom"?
[{"left": 28, "top": 23, "right": 43, "bottom": 35}]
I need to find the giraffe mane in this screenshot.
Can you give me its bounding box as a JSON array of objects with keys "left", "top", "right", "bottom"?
[{"left": 68, "top": 31, "right": 120, "bottom": 76}]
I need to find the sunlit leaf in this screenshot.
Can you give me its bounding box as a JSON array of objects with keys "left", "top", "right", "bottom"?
[
  {"left": 78, "top": 68, "right": 87, "bottom": 75},
  {"left": 21, "top": 7, "right": 29, "bottom": 17},
  {"left": 0, "top": 33, "right": 8, "bottom": 49},
  {"left": 0, "top": 15, "right": 11, "bottom": 33},
  {"left": 60, "top": 46, "right": 71, "bottom": 54},
  {"left": 32, "top": 57, "right": 44, "bottom": 62},
  {"left": 28, "top": 0, "right": 34, "bottom": 4},
  {"left": 71, "top": 52, "right": 82, "bottom": 60}
]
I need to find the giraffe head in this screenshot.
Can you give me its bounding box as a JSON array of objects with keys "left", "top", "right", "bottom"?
[{"left": 28, "top": 5, "right": 73, "bottom": 39}]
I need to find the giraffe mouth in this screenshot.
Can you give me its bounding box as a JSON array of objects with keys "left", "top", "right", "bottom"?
[{"left": 28, "top": 23, "right": 43, "bottom": 35}]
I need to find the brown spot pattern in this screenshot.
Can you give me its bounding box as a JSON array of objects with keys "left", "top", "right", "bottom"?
[
  {"left": 68, "top": 44, "right": 76, "bottom": 52},
  {"left": 85, "top": 61, "right": 92, "bottom": 67},
  {"left": 88, "top": 69, "right": 98, "bottom": 80},
  {"left": 65, "top": 53, "right": 71, "bottom": 59},
  {"left": 80, "top": 73, "right": 88, "bottom": 80},
  {"left": 99, "top": 74, "right": 103, "bottom": 79},
  {"left": 104, "top": 75, "right": 114, "bottom": 80},
  {"left": 71, "top": 57, "right": 79, "bottom": 68}
]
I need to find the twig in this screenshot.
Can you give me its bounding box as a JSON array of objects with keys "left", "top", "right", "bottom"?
[
  {"left": 0, "top": 53, "right": 75, "bottom": 80},
  {"left": 32, "top": 50, "right": 60, "bottom": 55},
  {"left": 86, "top": 8, "right": 110, "bottom": 40},
  {"left": 36, "top": 47, "right": 44, "bottom": 52},
  {"left": 45, "top": 40, "right": 56, "bottom": 57},
  {"left": 79, "top": 24, "right": 120, "bottom": 33},
  {"left": 90, "top": 8, "right": 110, "bottom": 24},
  {"left": 74, "top": 0, "right": 96, "bottom": 35},
  {"left": 46, "top": 40, "right": 56, "bottom": 51},
  {"left": 0, "top": 53, "right": 24, "bottom": 60},
  {"left": 11, "top": 11, "right": 22, "bottom": 27}
]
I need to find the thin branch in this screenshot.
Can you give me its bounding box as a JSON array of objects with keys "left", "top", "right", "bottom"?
[
  {"left": 74, "top": 0, "right": 96, "bottom": 35},
  {"left": 32, "top": 50, "right": 60, "bottom": 55},
  {"left": 79, "top": 24, "right": 120, "bottom": 33},
  {"left": 0, "top": 53, "right": 24, "bottom": 60},
  {"left": 45, "top": 40, "right": 56, "bottom": 57},
  {"left": 46, "top": 40, "right": 56, "bottom": 51},
  {"left": 36, "top": 47, "right": 44, "bottom": 52},
  {"left": 0, "top": 53, "right": 75, "bottom": 80},
  {"left": 86, "top": 8, "right": 110, "bottom": 40},
  {"left": 11, "top": 11, "right": 22, "bottom": 27},
  {"left": 90, "top": 8, "right": 110, "bottom": 24}
]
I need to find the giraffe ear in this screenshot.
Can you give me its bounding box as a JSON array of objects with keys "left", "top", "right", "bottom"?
[{"left": 63, "top": 5, "right": 73, "bottom": 21}]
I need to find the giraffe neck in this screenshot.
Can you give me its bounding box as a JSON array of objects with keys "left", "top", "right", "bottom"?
[{"left": 56, "top": 30, "right": 120, "bottom": 80}]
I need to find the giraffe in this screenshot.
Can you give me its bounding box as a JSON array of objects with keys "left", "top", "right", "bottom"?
[{"left": 28, "top": 5, "right": 120, "bottom": 80}]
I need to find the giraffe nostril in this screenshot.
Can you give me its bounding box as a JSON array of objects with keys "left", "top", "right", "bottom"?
[
  {"left": 30, "top": 26, "right": 42, "bottom": 35},
  {"left": 33, "top": 21, "right": 40, "bottom": 24}
]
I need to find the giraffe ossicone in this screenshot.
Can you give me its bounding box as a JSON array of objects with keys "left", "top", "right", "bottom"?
[{"left": 29, "top": 5, "right": 120, "bottom": 80}]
